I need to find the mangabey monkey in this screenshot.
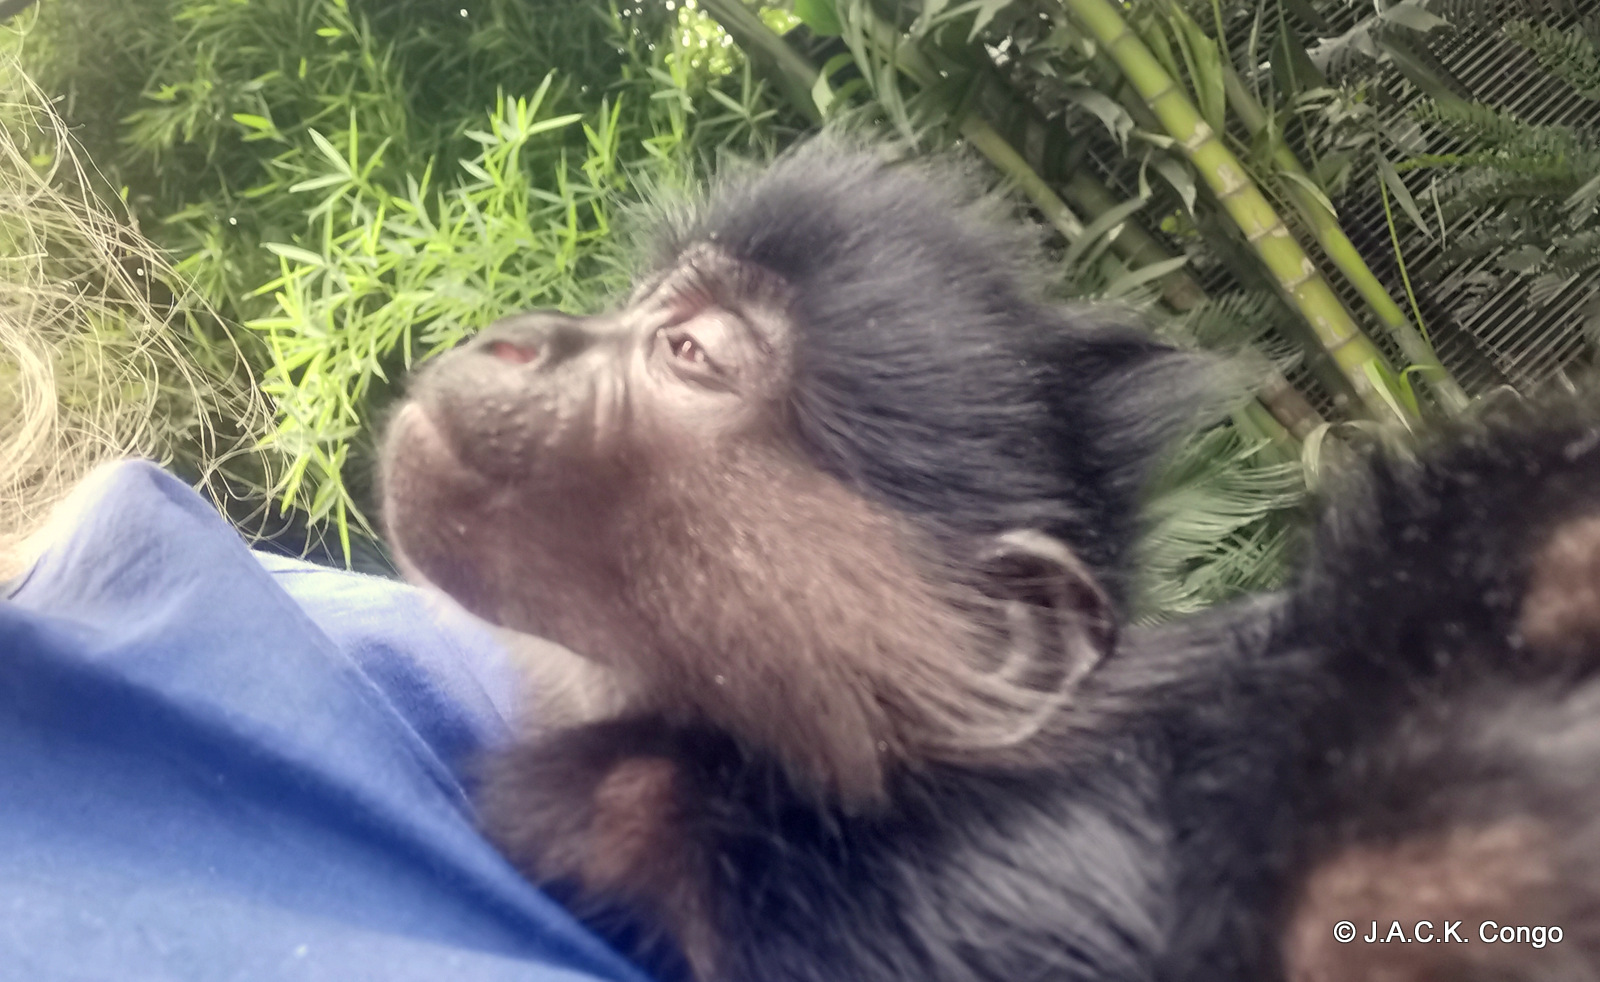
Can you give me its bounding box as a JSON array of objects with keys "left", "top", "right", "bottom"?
[
  {"left": 1277, "top": 401, "right": 1600, "bottom": 982},
  {"left": 380, "top": 140, "right": 1215, "bottom": 982},
  {"left": 1150, "top": 400, "right": 1600, "bottom": 982}
]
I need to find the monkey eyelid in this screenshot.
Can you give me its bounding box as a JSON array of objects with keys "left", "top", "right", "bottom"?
[
  {"left": 651, "top": 276, "right": 779, "bottom": 371},
  {"left": 651, "top": 246, "right": 789, "bottom": 352},
  {"left": 655, "top": 326, "right": 740, "bottom": 393}
]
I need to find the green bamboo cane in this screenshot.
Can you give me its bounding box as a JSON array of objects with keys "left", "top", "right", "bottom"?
[
  {"left": 1066, "top": 52, "right": 1369, "bottom": 421},
  {"left": 1059, "top": 0, "right": 1410, "bottom": 425},
  {"left": 1215, "top": 60, "right": 1469, "bottom": 412},
  {"left": 957, "top": 117, "right": 1088, "bottom": 241},
  {"left": 700, "top": 0, "right": 1096, "bottom": 245},
  {"left": 1059, "top": 171, "right": 1326, "bottom": 440},
  {"left": 952, "top": 65, "right": 1327, "bottom": 440},
  {"left": 698, "top": 0, "right": 823, "bottom": 125}
]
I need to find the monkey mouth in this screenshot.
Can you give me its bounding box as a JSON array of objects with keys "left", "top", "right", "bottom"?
[
  {"left": 389, "top": 402, "right": 495, "bottom": 485},
  {"left": 391, "top": 401, "right": 458, "bottom": 464},
  {"left": 382, "top": 401, "right": 511, "bottom": 526},
  {"left": 382, "top": 401, "right": 507, "bottom": 606}
]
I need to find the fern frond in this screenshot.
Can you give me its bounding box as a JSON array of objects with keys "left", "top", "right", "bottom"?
[
  {"left": 1133, "top": 422, "right": 1306, "bottom": 621},
  {"left": 1412, "top": 100, "right": 1589, "bottom": 155},
  {"left": 1432, "top": 161, "right": 1600, "bottom": 210},
  {"left": 1505, "top": 19, "right": 1600, "bottom": 100}
]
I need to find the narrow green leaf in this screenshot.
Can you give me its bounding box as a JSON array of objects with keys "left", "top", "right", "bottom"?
[
  {"left": 1152, "top": 155, "right": 1197, "bottom": 214},
  {"left": 1139, "top": 16, "right": 1182, "bottom": 79},
  {"left": 1065, "top": 86, "right": 1136, "bottom": 150},
  {"left": 1396, "top": 366, "right": 1437, "bottom": 418},
  {"left": 1362, "top": 362, "right": 1415, "bottom": 433},
  {"left": 1300, "top": 422, "right": 1333, "bottom": 489},
  {"left": 1169, "top": 9, "right": 1226, "bottom": 135},
  {"left": 289, "top": 173, "right": 350, "bottom": 193},
  {"left": 811, "top": 52, "right": 855, "bottom": 114},
  {"left": 810, "top": 72, "right": 835, "bottom": 114},
  {"left": 525, "top": 112, "right": 584, "bottom": 137},
  {"left": 794, "top": 0, "right": 842, "bottom": 36},
  {"left": 967, "top": 0, "right": 1011, "bottom": 41},
  {"left": 265, "top": 242, "right": 327, "bottom": 267},
  {"left": 707, "top": 88, "right": 746, "bottom": 113},
  {"left": 1567, "top": 173, "right": 1600, "bottom": 215},
  {"left": 1381, "top": 1, "right": 1449, "bottom": 34},
  {"left": 1105, "top": 255, "right": 1191, "bottom": 299},
  {"left": 1282, "top": 170, "right": 1338, "bottom": 220},
  {"left": 307, "top": 129, "right": 349, "bottom": 172},
  {"left": 1376, "top": 156, "right": 1431, "bottom": 239},
  {"left": 912, "top": 0, "right": 956, "bottom": 36},
  {"left": 1064, "top": 196, "right": 1149, "bottom": 272}
]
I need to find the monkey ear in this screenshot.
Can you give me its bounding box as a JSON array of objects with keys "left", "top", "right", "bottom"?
[{"left": 978, "top": 530, "right": 1116, "bottom": 689}]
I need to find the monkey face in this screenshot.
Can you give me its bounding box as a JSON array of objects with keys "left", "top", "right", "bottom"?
[
  {"left": 382, "top": 245, "right": 1117, "bottom": 801},
  {"left": 378, "top": 145, "right": 1170, "bottom": 802},
  {"left": 381, "top": 245, "right": 800, "bottom": 663}
]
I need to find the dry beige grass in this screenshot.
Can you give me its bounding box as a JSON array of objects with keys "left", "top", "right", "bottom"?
[{"left": 0, "top": 52, "right": 267, "bottom": 578}]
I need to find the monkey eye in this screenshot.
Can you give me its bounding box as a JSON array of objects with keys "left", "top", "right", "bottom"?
[
  {"left": 668, "top": 333, "right": 706, "bottom": 365},
  {"left": 656, "top": 325, "right": 727, "bottom": 385}
]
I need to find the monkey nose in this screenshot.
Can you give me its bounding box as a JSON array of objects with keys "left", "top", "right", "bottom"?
[
  {"left": 488, "top": 340, "right": 541, "bottom": 364},
  {"left": 473, "top": 311, "right": 589, "bottom": 369}
]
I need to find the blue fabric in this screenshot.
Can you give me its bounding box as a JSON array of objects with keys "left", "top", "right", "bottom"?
[{"left": 0, "top": 461, "right": 648, "bottom": 982}]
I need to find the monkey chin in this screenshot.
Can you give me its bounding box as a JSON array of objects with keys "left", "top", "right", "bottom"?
[
  {"left": 380, "top": 401, "right": 507, "bottom": 620},
  {"left": 382, "top": 400, "right": 652, "bottom": 676}
]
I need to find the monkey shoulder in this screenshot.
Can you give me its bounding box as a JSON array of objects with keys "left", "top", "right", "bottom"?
[
  {"left": 1111, "top": 595, "right": 1324, "bottom": 982},
  {"left": 480, "top": 715, "right": 1175, "bottom": 982}
]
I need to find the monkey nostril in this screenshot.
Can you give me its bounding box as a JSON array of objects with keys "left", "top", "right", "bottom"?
[{"left": 489, "top": 340, "right": 541, "bottom": 365}]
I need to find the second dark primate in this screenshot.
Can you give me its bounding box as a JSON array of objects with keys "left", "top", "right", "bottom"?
[
  {"left": 1146, "top": 398, "right": 1600, "bottom": 982},
  {"left": 1264, "top": 403, "right": 1600, "bottom": 982}
]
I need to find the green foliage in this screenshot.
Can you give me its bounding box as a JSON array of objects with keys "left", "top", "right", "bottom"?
[
  {"left": 247, "top": 80, "right": 646, "bottom": 536},
  {"left": 1045, "top": 203, "right": 1310, "bottom": 616},
  {"left": 1405, "top": 44, "right": 1600, "bottom": 286},
  {"left": 25, "top": 0, "right": 718, "bottom": 319},
  {"left": 12, "top": 0, "right": 1399, "bottom": 612},
  {"left": 16, "top": 0, "right": 797, "bottom": 554},
  {"left": 1411, "top": 99, "right": 1587, "bottom": 161},
  {"left": 1505, "top": 18, "right": 1600, "bottom": 99},
  {"left": 1127, "top": 292, "right": 1308, "bottom": 618},
  {"left": 1134, "top": 422, "right": 1305, "bottom": 621}
]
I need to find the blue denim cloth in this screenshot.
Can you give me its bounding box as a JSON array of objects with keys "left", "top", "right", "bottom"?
[{"left": 0, "top": 461, "right": 646, "bottom": 982}]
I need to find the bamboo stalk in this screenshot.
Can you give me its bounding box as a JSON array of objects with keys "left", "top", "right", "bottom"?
[
  {"left": 1057, "top": 171, "right": 1326, "bottom": 439},
  {"left": 698, "top": 0, "right": 822, "bottom": 125},
  {"left": 957, "top": 116, "right": 1087, "bottom": 240},
  {"left": 1060, "top": 0, "right": 1410, "bottom": 425},
  {"left": 1216, "top": 61, "right": 1469, "bottom": 412},
  {"left": 840, "top": 15, "right": 1095, "bottom": 243},
  {"left": 840, "top": 7, "right": 1325, "bottom": 438}
]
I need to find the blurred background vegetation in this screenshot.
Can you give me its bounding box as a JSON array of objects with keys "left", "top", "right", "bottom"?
[{"left": 2, "top": 0, "right": 1597, "bottom": 618}]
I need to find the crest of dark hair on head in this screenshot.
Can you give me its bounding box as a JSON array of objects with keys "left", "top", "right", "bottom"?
[{"left": 636, "top": 136, "right": 1218, "bottom": 604}]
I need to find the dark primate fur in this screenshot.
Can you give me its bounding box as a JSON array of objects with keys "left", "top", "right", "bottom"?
[
  {"left": 1146, "top": 401, "right": 1600, "bottom": 982},
  {"left": 1271, "top": 402, "right": 1600, "bottom": 982},
  {"left": 380, "top": 140, "right": 1214, "bottom": 981},
  {"left": 638, "top": 144, "right": 1211, "bottom": 600}
]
